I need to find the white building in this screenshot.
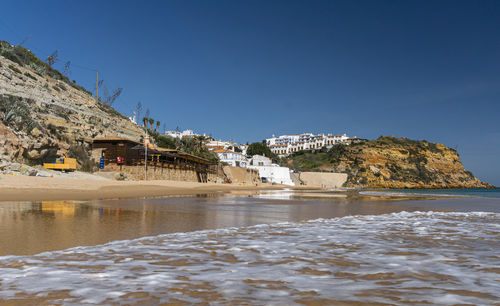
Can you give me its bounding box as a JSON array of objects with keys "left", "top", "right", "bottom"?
[
  {"left": 214, "top": 149, "right": 248, "bottom": 167},
  {"left": 266, "top": 133, "right": 353, "bottom": 157},
  {"left": 165, "top": 129, "right": 206, "bottom": 139},
  {"left": 247, "top": 164, "right": 294, "bottom": 186},
  {"left": 249, "top": 155, "right": 272, "bottom": 166},
  {"left": 245, "top": 155, "right": 293, "bottom": 185},
  {"left": 240, "top": 144, "right": 248, "bottom": 156},
  {"left": 206, "top": 140, "right": 240, "bottom": 151},
  {"left": 129, "top": 111, "right": 137, "bottom": 124}
]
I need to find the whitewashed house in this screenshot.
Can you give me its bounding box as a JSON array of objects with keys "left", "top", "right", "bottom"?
[
  {"left": 206, "top": 140, "right": 239, "bottom": 151},
  {"left": 214, "top": 149, "right": 248, "bottom": 167},
  {"left": 165, "top": 129, "right": 207, "bottom": 139},
  {"left": 246, "top": 155, "right": 294, "bottom": 185},
  {"left": 267, "top": 132, "right": 353, "bottom": 157},
  {"left": 249, "top": 155, "right": 272, "bottom": 166}
]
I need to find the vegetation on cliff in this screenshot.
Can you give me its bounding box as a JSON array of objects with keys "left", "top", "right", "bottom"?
[
  {"left": 0, "top": 40, "right": 127, "bottom": 120},
  {"left": 283, "top": 136, "right": 492, "bottom": 189},
  {"left": 0, "top": 41, "right": 90, "bottom": 94},
  {"left": 0, "top": 41, "right": 143, "bottom": 170},
  {"left": 143, "top": 117, "right": 219, "bottom": 162},
  {"left": 246, "top": 141, "right": 277, "bottom": 159}
]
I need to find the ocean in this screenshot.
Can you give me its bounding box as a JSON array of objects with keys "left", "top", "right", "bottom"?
[
  {"left": 1, "top": 190, "right": 499, "bottom": 304},
  {"left": 360, "top": 187, "right": 500, "bottom": 198}
]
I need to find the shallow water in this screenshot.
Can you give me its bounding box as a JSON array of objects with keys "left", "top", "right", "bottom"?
[
  {"left": 1, "top": 191, "right": 500, "bottom": 304},
  {"left": 361, "top": 187, "right": 500, "bottom": 198},
  {"left": 1, "top": 211, "right": 499, "bottom": 305},
  {"left": 0, "top": 193, "right": 428, "bottom": 256}
]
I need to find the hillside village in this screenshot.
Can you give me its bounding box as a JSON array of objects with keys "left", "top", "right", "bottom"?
[
  {"left": 159, "top": 129, "right": 355, "bottom": 186},
  {"left": 0, "top": 40, "right": 493, "bottom": 189}
]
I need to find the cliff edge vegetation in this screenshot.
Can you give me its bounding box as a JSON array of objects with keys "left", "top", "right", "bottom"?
[
  {"left": 0, "top": 40, "right": 142, "bottom": 170},
  {"left": 283, "top": 136, "right": 493, "bottom": 189}
]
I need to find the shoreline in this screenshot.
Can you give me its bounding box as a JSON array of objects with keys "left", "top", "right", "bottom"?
[
  {"left": 2, "top": 174, "right": 494, "bottom": 202},
  {"left": 0, "top": 174, "right": 295, "bottom": 202}
]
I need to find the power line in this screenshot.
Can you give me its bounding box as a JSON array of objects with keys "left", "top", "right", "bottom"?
[
  {"left": 1, "top": 22, "right": 136, "bottom": 115},
  {"left": 0, "top": 20, "right": 97, "bottom": 72}
]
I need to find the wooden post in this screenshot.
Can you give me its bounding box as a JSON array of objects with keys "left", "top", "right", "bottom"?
[
  {"left": 95, "top": 70, "right": 98, "bottom": 101},
  {"left": 144, "top": 132, "right": 148, "bottom": 181}
]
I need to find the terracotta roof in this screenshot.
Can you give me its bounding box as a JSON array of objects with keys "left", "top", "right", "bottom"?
[{"left": 213, "top": 149, "right": 233, "bottom": 153}]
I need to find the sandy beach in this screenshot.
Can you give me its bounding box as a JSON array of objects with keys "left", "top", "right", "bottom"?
[{"left": 0, "top": 174, "right": 289, "bottom": 201}]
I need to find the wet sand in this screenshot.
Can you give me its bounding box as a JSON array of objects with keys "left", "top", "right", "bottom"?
[
  {"left": 0, "top": 174, "right": 287, "bottom": 201},
  {"left": 2, "top": 191, "right": 500, "bottom": 304},
  {"left": 1, "top": 209, "right": 499, "bottom": 305},
  {"left": 0, "top": 193, "right": 439, "bottom": 256}
]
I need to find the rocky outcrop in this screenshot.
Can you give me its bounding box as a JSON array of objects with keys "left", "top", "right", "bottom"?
[
  {"left": 284, "top": 136, "right": 492, "bottom": 189},
  {"left": 333, "top": 137, "right": 492, "bottom": 189},
  {"left": 0, "top": 51, "right": 142, "bottom": 167}
]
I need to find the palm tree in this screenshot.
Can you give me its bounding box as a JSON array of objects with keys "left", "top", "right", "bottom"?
[
  {"left": 148, "top": 118, "right": 155, "bottom": 131},
  {"left": 194, "top": 135, "right": 206, "bottom": 151}
]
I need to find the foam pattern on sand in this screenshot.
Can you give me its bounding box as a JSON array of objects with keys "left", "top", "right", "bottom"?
[{"left": 1, "top": 211, "right": 499, "bottom": 304}]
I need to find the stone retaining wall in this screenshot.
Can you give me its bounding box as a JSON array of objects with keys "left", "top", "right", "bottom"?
[{"left": 103, "top": 164, "right": 221, "bottom": 183}]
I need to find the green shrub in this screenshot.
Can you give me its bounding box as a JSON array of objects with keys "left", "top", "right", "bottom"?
[
  {"left": 0, "top": 94, "right": 34, "bottom": 132},
  {"left": 247, "top": 142, "right": 276, "bottom": 158},
  {"left": 24, "top": 72, "right": 36, "bottom": 80},
  {"left": 154, "top": 134, "right": 176, "bottom": 149},
  {"left": 327, "top": 144, "right": 346, "bottom": 162},
  {"left": 8, "top": 64, "right": 21, "bottom": 74},
  {"left": 427, "top": 142, "right": 443, "bottom": 154}
]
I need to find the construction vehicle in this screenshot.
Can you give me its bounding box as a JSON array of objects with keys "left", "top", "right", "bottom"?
[{"left": 43, "top": 157, "right": 77, "bottom": 171}]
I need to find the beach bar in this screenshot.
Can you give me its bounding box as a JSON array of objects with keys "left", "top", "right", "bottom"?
[{"left": 92, "top": 137, "right": 217, "bottom": 182}]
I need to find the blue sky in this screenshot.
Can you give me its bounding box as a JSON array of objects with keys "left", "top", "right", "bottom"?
[{"left": 1, "top": 0, "right": 499, "bottom": 185}]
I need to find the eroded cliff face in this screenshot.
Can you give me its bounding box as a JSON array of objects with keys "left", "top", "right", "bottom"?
[
  {"left": 334, "top": 137, "right": 492, "bottom": 189},
  {"left": 0, "top": 53, "right": 142, "bottom": 166}
]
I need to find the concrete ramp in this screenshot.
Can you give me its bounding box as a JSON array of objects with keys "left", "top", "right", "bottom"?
[
  {"left": 223, "top": 166, "right": 260, "bottom": 185},
  {"left": 299, "top": 172, "right": 348, "bottom": 188}
]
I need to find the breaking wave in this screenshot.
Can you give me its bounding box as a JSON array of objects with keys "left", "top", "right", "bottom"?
[{"left": 1, "top": 211, "right": 499, "bottom": 304}]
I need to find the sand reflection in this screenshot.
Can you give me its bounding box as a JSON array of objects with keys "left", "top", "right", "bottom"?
[{"left": 0, "top": 192, "right": 433, "bottom": 256}]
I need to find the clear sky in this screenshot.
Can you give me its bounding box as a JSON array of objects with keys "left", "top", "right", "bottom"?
[{"left": 1, "top": 0, "right": 499, "bottom": 186}]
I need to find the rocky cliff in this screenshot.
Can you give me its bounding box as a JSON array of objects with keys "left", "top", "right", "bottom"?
[
  {"left": 286, "top": 136, "right": 493, "bottom": 189},
  {"left": 0, "top": 41, "right": 142, "bottom": 168}
]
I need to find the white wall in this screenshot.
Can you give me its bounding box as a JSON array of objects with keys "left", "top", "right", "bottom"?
[
  {"left": 248, "top": 165, "right": 295, "bottom": 186},
  {"left": 250, "top": 155, "right": 272, "bottom": 166},
  {"left": 217, "top": 152, "right": 248, "bottom": 167}
]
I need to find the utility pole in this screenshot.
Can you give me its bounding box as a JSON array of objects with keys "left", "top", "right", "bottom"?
[
  {"left": 95, "top": 70, "right": 98, "bottom": 101},
  {"left": 144, "top": 128, "right": 148, "bottom": 181}
]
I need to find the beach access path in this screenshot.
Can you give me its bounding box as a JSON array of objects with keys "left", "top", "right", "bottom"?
[{"left": 0, "top": 174, "right": 287, "bottom": 202}]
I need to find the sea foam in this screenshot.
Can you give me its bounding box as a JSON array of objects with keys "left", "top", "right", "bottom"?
[{"left": 0, "top": 211, "right": 499, "bottom": 304}]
